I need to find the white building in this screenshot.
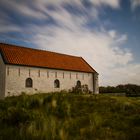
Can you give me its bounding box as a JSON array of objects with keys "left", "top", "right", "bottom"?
[{"left": 0, "top": 43, "right": 99, "bottom": 98}]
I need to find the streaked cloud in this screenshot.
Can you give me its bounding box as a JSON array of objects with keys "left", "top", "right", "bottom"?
[
  {"left": 0, "top": 0, "right": 140, "bottom": 86},
  {"left": 131, "top": 0, "right": 140, "bottom": 9},
  {"left": 89, "top": 0, "right": 120, "bottom": 8},
  {"left": 32, "top": 25, "right": 135, "bottom": 86},
  {"left": 0, "top": 0, "right": 48, "bottom": 19}
]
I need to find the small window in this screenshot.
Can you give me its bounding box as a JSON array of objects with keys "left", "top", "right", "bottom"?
[
  {"left": 18, "top": 68, "right": 20, "bottom": 76},
  {"left": 76, "top": 73, "right": 78, "bottom": 79},
  {"left": 38, "top": 70, "right": 40, "bottom": 77},
  {"left": 25, "top": 78, "right": 33, "bottom": 88},
  {"left": 77, "top": 80, "right": 81, "bottom": 88},
  {"left": 7, "top": 67, "right": 9, "bottom": 75},
  {"left": 55, "top": 72, "right": 57, "bottom": 78},
  {"left": 82, "top": 74, "right": 84, "bottom": 80},
  {"left": 63, "top": 72, "right": 64, "bottom": 79},
  {"left": 70, "top": 73, "right": 71, "bottom": 79},
  {"left": 47, "top": 71, "right": 49, "bottom": 78},
  {"left": 54, "top": 79, "right": 60, "bottom": 88},
  {"left": 29, "top": 69, "right": 31, "bottom": 77}
]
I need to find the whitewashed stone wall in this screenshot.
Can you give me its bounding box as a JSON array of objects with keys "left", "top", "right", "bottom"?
[
  {"left": 93, "top": 73, "right": 99, "bottom": 94},
  {"left": 5, "top": 65, "right": 95, "bottom": 96},
  {"left": 0, "top": 54, "right": 6, "bottom": 98}
]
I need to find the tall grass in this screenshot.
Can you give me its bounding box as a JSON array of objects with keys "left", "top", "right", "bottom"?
[{"left": 0, "top": 92, "right": 140, "bottom": 140}]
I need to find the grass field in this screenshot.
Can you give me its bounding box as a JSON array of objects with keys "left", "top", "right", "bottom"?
[{"left": 0, "top": 92, "right": 140, "bottom": 140}]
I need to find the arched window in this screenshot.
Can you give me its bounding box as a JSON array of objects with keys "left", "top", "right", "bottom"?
[
  {"left": 77, "top": 80, "right": 81, "bottom": 88},
  {"left": 54, "top": 79, "right": 60, "bottom": 88},
  {"left": 25, "top": 78, "right": 33, "bottom": 88}
]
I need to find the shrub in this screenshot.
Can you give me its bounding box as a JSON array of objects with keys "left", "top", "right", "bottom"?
[
  {"left": 29, "top": 97, "right": 42, "bottom": 109},
  {"left": 43, "top": 95, "right": 53, "bottom": 105},
  {"left": 0, "top": 107, "right": 33, "bottom": 126},
  {"left": 71, "top": 84, "right": 90, "bottom": 94}
]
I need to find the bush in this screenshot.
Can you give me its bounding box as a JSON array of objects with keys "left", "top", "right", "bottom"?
[
  {"left": 100, "top": 84, "right": 140, "bottom": 97},
  {"left": 71, "top": 84, "right": 90, "bottom": 94},
  {"left": 0, "top": 107, "right": 33, "bottom": 126},
  {"left": 29, "top": 97, "right": 42, "bottom": 109}
]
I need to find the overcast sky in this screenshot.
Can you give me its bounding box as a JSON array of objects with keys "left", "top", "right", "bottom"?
[{"left": 0, "top": 0, "right": 140, "bottom": 86}]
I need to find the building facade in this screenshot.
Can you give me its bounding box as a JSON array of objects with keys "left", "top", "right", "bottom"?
[{"left": 0, "top": 43, "right": 99, "bottom": 98}]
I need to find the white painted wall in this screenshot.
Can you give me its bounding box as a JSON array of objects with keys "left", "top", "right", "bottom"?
[
  {"left": 93, "top": 73, "right": 99, "bottom": 94},
  {"left": 0, "top": 54, "right": 6, "bottom": 98},
  {"left": 5, "top": 65, "right": 95, "bottom": 96}
]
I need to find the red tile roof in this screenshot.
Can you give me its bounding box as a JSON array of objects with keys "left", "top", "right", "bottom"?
[{"left": 0, "top": 43, "right": 96, "bottom": 73}]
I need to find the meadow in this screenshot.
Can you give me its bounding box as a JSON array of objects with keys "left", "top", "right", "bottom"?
[{"left": 0, "top": 92, "right": 140, "bottom": 140}]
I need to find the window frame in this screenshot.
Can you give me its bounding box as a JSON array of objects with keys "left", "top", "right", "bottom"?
[
  {"left": 76, "top": 80, "right": 81, "bottom": 88},
  {"left": 25, "top": 78, "right": 33, "bottom": 88},
  {"left": 54, "top": 79, "right": 60, "bottom": 88}
]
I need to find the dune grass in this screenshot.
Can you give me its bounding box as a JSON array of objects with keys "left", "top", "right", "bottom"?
[{"left": 0, "top": 92, "right": 140, "bottom": 140}]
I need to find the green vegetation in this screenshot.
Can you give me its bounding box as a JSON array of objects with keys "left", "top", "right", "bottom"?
[
  {"left": 100, "top": 84, "right": 140, "bottom": 96},
  {"left": 0, "top": 92, "right": 140, "bottom": 140}
]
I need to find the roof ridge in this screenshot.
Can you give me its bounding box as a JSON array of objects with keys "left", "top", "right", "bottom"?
[
  {"left": 0, "top": 42, "right": 80, "bottom": 58},
  {"left": 0, "top": 42, "right": 95, "bottom": 73}
]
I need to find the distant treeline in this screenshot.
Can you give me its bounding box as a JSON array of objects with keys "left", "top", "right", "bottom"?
[{"left": 99, "top": 84, "right": 140, "bottom": 96}]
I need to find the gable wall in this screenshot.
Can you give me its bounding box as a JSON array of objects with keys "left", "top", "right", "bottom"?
[
  {"left": 5, "top": 65, "right": 94, "bottom": 96},
  {"left": 0, "top": 54, "right": 6, "bottom": 98},
  {"left": 93, "top": 73, "right": 99, "bottom": 94}
]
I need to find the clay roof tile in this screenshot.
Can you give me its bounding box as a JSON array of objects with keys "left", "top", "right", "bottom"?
[{"left": 0, "top": 43, "right": 96, "bottom": 73}]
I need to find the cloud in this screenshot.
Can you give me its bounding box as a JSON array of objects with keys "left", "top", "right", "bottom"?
[
  {"left": 131, "top": 0, "right": 140, "bottom": 9},
  {"left": 0, "top": 26, "right": 20, "bottom": 33},
  {"left": 0, "top": 0, "right": 120, "bottom": 22},
  {"left": 0, "top": 0, "right": 49, "bottom": 20},
  {"left": 28, "top": 6, "right": 139, "bottom": 86},
  {"left": 89, "top": 0, "right": 120, "bottom": 9},
  {"left": 108, "top": 30, "right": 117, "bottom": 38},
  {"left": 27, "top": 4, "right": 139, "bottom": 85},
  {"left": 0, "top": 0, "right": 140, "bottom": 86},
  {"left": 108, "top": 64, "right": 140, "bottom": 85},
  {"left": 32, "top": 25, "right": 137, "bottom": 86},
  {"left": 35, "top": 0, "right": 120, "bottom": 9}
]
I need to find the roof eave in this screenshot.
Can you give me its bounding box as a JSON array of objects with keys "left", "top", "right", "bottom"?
[{"left": 5, "top": 63, "right": 94, "bottom": 73}]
